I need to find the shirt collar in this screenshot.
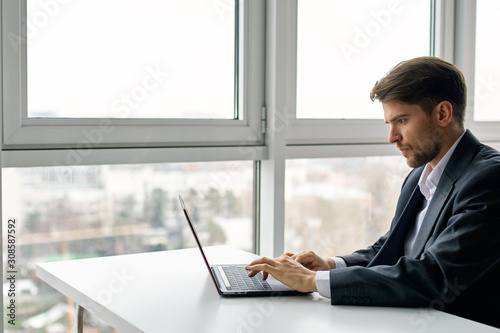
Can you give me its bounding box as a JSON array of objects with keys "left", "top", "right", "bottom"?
[{"left": 418, "top": 130, "right": 466, "bottom": 200}]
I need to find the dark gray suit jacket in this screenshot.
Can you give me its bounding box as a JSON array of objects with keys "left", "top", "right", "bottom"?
[{"left": 330, "top": 130, "right": 500, "bottom": 328}]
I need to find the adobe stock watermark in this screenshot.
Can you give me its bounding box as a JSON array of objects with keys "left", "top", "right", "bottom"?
[
  {"left": 8, "top": 0, "right": 73, "bottom": 54},
  {"left": 474, "top": 73, "right": 500, "bottom": 104},
  {"left": 234, "top": 296, "right": 283, "bottom": 333},
  {"left": 56, "top": 65, "right": 169, "bottom": 166},
  {"left": 340, "top": 0, "right": 404, "bottom": 64},
  {"left": 405, "top": 276, "right": 467, "bottom": 333},
  {"left": 196, "top": 162, "right": 244, "bottom": 202},
  {"left": 213, "top": 0, "right": 235, "bottom": 21},
  {"left": 111, "top": 65, "right": 169, "bottom": 117},
  {"left": 78, "top": 268, "right": 136, "bottom": 315},
  {"left": 94, "top": 268, "right": 136, "bottom": 305}
]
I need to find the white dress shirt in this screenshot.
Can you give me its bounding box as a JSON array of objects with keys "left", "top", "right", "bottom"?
[{"left": 315, "top": 131, "right": 466, "bottom": 298}]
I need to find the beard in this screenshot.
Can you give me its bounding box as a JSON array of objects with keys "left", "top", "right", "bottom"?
[{"left": 402, "top": 127, "right": 445, "bottom": 168}]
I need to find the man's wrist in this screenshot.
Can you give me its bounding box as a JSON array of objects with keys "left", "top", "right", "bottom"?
[
  {"left": 327, "top": 257, "right": 336, "bottom": 269},
  {"left": 308, "top": 271, "right": 318, "bottom": 292},
  {"left": 332, "top": 257, "right": 347, "bottom": 269}
]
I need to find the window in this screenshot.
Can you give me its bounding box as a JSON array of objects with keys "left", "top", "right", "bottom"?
[
  {"left": 474, "top": 0, "right": 500, "bottom": 121},
  {"left": 296, "top": 0, "right": 431, "bottom": 120},
  {"left": 285, "top": 156, "right": 410, "bottom": 255},
  {"left": 2, "top": 161, "right": 254, "bottom": 331},
  {"left": 286, "top": 0, "right": 432, "bottom": 146},
  {"left": 27, "top": 0, "right": 238, "bottom": 119},
  {"left": 3, "top": 0, "right": 265, "bottom": 149},
  {"left": 2, "top": 1, "right": 500, "bottom": 332}
]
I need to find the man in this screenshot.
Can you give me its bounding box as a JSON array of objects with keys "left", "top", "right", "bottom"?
[{"left": 246, "top": 57, "right": 500, "bottom": 328}]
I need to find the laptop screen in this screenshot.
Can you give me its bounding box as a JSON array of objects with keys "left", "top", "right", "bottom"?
[{"left": 178, "top": 194, "right": 222, "bottom": 295}]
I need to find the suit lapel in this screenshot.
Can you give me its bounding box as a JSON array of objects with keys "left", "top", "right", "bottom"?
[
  {"left": 409, "top": 174, "right": 454, "bottom": 258},
  {"left": 409, "top": 130, "right": 480, "bottom": 258},
  {"left": 368, "top": 185, "right": 424, "bottom": 266}
]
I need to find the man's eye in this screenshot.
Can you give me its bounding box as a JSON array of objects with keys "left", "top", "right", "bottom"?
[{"left": 398, "top": 119, "right": 406, "bottom": 124}]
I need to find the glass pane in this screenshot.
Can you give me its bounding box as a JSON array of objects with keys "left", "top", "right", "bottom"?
[
  {"left": 296, "top": 0, "right": 431, "bottom": 119},
  {"left": 285, "top": 156, "right": 410, "bottom": 256},
  {"left": 2, "top": 161, "right": 253, "bottom": 332},
  {"left": 474, "top": 0, "right": 500, "bottom": 121},
  {"left": 27, "top": 0, "right": 238, "bottom": 119}
]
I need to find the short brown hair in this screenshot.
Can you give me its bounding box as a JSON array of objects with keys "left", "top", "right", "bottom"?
[{"left": 370, "top": 56, "right": 467, "bottom": 126}]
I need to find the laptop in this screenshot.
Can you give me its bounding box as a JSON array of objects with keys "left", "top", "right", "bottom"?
[{"left": 178, "top": 194, "right": 307, "bottom": 296}]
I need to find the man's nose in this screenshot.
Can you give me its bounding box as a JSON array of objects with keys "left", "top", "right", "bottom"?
[{"left": 388, "top": 126, "right": 401, "bottom": 144}]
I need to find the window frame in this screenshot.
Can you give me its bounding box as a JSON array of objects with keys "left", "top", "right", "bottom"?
[
  {"left": 284, "top": 0, "right": 500, "bottom": 147},
  {"left": 286, "top": 0, "right": 433, "bottom": 146},
  {"left": 1, "top": 0, "right": 266, "bottom": 151},
  {"left": 1, "top": 0, "right": 499, "bottom": 259},
  {"left": 259, "top": 0, "right": 500, "bottom": 258},
  {"left": 456, "top": 0, "right": 500, "bottom": 142}
]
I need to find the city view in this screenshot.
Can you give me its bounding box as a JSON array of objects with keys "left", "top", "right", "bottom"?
[
  {"left": 2, "top": 161, "right": 254, "bottom": 332},
  {"left": 2, "top": 156, "right": 409, "bottom": 332}
]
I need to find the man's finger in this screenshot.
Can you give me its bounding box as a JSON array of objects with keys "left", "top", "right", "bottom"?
[
  {"left": 248, "top": 256, "right": 277, "bottom": 267},
  {"left": 247, "top": 269, "right": 259, "bottom": 277},
  {"left": 246, "top": 266, "right": 269, "bottom": 280},
  {"left": 245, "top": 263, "right": 277, "bottom": 277},
  {"left": 294, "top": 253, "right": 311, "bottom": 264}
]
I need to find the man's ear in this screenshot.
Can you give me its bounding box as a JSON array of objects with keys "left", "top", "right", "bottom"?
[{"left": 435, "top": 101, "right": 454, "bottom": 127}]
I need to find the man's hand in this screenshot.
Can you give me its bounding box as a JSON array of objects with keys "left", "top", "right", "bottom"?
[
  {"left": 245, "top": 253, "right": 318, "bottom": 293},
  {"left": 290, "top": 251, "right": 336, "bottom": 271}
]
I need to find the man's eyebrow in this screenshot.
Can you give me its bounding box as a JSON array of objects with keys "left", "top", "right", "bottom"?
[{"left": 385, "top": 114, "right": 409, "bottom": 123}]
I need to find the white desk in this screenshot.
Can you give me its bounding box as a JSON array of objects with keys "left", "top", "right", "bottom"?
[{"left": 36, "top": 246, "right": 498, "bottom": 333}]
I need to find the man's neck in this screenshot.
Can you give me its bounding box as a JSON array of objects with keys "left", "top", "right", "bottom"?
[{"left": 429, "top": 128, "right": 466, "bottom": 169}]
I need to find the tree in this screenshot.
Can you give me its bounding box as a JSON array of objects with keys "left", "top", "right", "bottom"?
[
  {"left": 207, "top": 219, "right": 227, "bottom": 245},
  {"left": 24, "top": 211, "right": 43, "bottom": 233},
  {"left": 149, "top": 188, "right": 167, "bottom": 228}
]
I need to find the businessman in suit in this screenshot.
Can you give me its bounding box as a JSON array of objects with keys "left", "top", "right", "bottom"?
[{"left": 246, "top": 57, "right": 500, "bottom": 327}]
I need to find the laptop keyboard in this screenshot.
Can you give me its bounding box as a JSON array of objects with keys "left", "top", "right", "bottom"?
[{"left": 221, "top": 265, "right": 272, "bottom": 291}]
